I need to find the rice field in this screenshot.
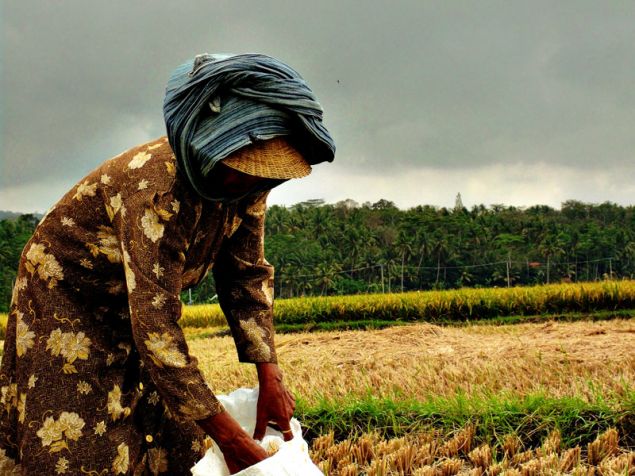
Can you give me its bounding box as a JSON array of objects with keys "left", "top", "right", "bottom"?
[
  {"left": 179, "top": 280, "right": 635, "bottom": 329},
  {"left": 308, "top": 427, "right": 634, "bottom": 475},
  {"left": 188, "top": 319, "right": 635, "bottom": 474},
  {"left": 1, "top": 282, "right": 634, "bottom": 473},
  {"left": 189, "top": 319, "right": 634, "bottom": 405}
]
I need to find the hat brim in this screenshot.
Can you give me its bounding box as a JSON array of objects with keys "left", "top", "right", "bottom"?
[{"left": 221, "top": 137, "right": 312, "bottom": 179}]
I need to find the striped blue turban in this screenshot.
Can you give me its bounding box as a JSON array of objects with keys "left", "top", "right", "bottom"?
[{"left": 163, "top": 53, "right": 336, "bottom": 201}]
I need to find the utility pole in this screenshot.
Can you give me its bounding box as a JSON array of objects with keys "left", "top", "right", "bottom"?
[
  {"left": 279, "top": 267, "right": 283, "bottom": 297},
  {"left": 506, "top": 261, "right": 510, "bottom": 288},
  {"left": 380, "top": 264, "right": 385, "bottom": 293}
]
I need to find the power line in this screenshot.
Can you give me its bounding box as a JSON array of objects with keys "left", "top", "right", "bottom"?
[
  {"left": 278, "top": 264, "right": 381, "bottom": 279},
  {"left": 276, "top": 257, "right": 619, "bottom": 279}
]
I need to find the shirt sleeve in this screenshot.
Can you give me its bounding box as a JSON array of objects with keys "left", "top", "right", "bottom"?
[
  {"left": 115, "top": 186, "right": 225, "bottom": 421},
  {"left": 212, "top": 190, "right": 278, "bottom": 364}
]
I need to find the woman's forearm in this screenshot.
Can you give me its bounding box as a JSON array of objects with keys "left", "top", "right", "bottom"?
[{"left": 197, "top": 409, "right": 244, "bottom": 445}]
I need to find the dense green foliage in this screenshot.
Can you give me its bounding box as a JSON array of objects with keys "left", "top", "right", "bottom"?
[
  {"left": 263, "top": 198, "right": 635, "bottom": 299},
  {"left": 2, "top": 199, "right": 635, "bottom": 310},
  {"left": 0, "top": 214, "right": 40, "bottom": 312}
]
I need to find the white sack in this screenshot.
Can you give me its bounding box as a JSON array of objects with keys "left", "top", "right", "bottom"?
[{"left": 191, "top": 387, "right": 323, "bottom": 476}]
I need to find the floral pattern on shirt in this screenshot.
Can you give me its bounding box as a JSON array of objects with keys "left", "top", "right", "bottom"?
[{"left": 0, "top": 136, "right": 278, "bottom": 474}]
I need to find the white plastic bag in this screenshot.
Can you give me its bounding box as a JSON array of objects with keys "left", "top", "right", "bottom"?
[{"left": 191, "top": 387, "right": 323, "bottom": 476}]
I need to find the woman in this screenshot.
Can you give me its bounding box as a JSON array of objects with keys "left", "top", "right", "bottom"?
[{"left": 0, "top": 53, "right": 335, "bottom": 474}]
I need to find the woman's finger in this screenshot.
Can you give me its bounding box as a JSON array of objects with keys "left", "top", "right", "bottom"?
[
  {"left": 286, "top": 392, "right": 295, "bottom": 405},
  {"left": 278, "top": 419, "right": 294, "bottom": 442},
  {"left": 253, "top": 414, "right": 269, "bottom": 441}
]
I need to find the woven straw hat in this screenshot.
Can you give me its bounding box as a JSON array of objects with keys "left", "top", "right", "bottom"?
[{"left": 221, "top": 136, "right": 312, "bottom": 179}]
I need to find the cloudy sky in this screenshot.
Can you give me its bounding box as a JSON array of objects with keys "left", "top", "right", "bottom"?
[{"left": 2, "top": 1, "right": 634, "bottom": 213}]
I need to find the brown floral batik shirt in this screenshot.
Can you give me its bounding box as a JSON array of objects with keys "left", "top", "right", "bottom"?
[{"left": 0, "top": 136, "right": 278, "bottom": 475}]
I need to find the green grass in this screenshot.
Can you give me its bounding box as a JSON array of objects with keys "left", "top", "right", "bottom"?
[
  {"left": 294, "top": 390, "right": 635, "bottom": 451},
  {"left": 269, "top": 319, "right": 413, "bottom": 333},
  {"left": 275, "top": 308, "right": 635, "bottom": 333},
  {"left": 180, "top": 309, "right": 634, "bottom": 340}
]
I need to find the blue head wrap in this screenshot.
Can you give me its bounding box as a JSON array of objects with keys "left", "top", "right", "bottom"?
[{"left": 163, "top": 53, "right": 336, "bottom": 201}]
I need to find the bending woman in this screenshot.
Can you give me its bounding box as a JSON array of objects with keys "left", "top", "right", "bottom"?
[{"left": 0, "top": 53, "right": 335, "bottom": 475}]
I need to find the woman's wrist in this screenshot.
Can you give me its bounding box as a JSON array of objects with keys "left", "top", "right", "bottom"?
[
  {"left": 197, "top": 409, "right": 245, "bottom": 446},
  {"left": 256, "top": 362, "right": 281, "bottom": 382}
]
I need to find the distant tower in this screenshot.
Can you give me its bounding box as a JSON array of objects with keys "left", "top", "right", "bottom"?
[{"left": 454, "top": 193, "right": 464, "bottom": 212}]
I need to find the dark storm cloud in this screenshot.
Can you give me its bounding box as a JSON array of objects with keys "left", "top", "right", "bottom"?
[{"left": 2, "top": 0, "right": 634, "bottom": 211}]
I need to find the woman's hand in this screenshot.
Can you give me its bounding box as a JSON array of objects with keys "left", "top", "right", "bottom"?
[
  {"left": 197, "top": 409, "right": 268, "bottom": 474},
  {"left": 218, "top": 431, "right": 269, "bottom": 474},
  {"left": 253, "top": 363, "right": 296, "bottom": 442}
]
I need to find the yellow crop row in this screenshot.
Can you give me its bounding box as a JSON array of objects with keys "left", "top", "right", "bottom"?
[
  {"left": 180, "top": 279, "right": 635, "bottom": 328},
  {"left": 1, "top": 280, "right": 634, "bottom": 338}
]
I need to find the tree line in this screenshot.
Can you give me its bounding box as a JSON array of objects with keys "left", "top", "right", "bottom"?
[
  {"left": 262, "top": 197, "right": 634, "bottom": 299},
  {"left": 1, "top": 198, "right": 634, "bottom": 310}
]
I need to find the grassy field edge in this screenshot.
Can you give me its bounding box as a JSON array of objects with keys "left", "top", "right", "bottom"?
[
  {"left": 180, "top": 308, "right": 634, "bottom": 340},
  {"left": 273, "top": 308, "right": 635, "bottom": 333},
  {"left": 294, "top": 391, "right": 635, "bottom": 450}
]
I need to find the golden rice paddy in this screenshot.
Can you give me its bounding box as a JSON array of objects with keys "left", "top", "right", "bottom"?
[
  {"left": 308, "top": 427, "right": 634, "bottom": 475},
  {"left": 188, "top": 319, "right": 635, "bottom": 474},
  {"left": 188, "top": 319, "right": 635, "bottom": 404}
]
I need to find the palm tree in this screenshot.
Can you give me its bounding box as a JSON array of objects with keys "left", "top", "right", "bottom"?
[
  {"left": 430, "top": 234, "right": 450, "bottom": 289},
  {"left": 314, "top": 262, "right": 342, "bottom": 296},
  {"left": 395, "top": 231, "right": 414, "bottom": 292},
  {"left": 538, "top": 234, "right": 566, "bottom": 284}
]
